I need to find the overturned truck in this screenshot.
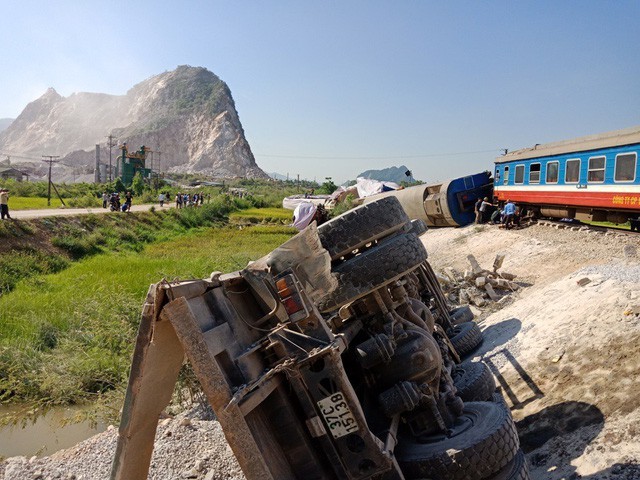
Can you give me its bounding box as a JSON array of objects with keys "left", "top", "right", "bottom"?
[{"left": 111, "top": 196, "right": 528, "bottom": 480}]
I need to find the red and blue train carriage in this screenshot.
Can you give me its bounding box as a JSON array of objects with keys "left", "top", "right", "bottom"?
[{"left": 493, "top": 126, "right": 640, "bottom": 224}]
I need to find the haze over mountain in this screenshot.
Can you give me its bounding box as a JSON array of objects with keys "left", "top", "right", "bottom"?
[
  {"left": 0, "top": 66, "right": 267, "bottom": 182},
  {"left": 0, "top": 119, "right": 13, "bottom": 134}
]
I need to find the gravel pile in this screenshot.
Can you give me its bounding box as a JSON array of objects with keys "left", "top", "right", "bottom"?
[
  {"left": 577, "top": 263, "right": 640, "bottom": 284},
  {"left": 1, "top": 410, "right": 245, "bottom": 480}
]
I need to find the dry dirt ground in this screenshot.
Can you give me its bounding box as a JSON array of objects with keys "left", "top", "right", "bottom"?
[
  {"left": 422, "top": 223, "right": 640, "bottom": 480},
  {"left": 2, "top": 223, "right": 640, "bottom": 479}
]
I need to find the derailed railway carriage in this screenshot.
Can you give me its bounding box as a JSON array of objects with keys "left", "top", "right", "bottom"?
[{"left": 494, "top": 126, "right": 640, "bottom": 223}]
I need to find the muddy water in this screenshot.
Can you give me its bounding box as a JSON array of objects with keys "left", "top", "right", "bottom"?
[{"left": 0, "top": 405, "right": 107, "bottom": 459}]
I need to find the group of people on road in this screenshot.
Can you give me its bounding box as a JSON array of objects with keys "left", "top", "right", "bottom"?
[
  {"left": 1, "top": 187, "right": 217, "bottom": 219},
  {"left": 175, "top": 192, "right": 209, "bottom": 208},
  {"left": 0, "top": 188, "right": 12, "bottom": 220},
  {"left": 100, "top": 190, "right": 213, "bottom": 210},
  {"left": 475, "top": 196, "right": 520, "bottom": 229},
  {"left": 102, "top": 191, "right": 133, "bottom": 212}
]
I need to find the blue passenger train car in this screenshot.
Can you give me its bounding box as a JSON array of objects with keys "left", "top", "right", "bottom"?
[{"left": 494, "top": 126, "right": 640, "bottom": 223}]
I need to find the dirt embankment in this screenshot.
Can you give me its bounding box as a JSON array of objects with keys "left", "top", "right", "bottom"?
[
  {"left": 422, "top": 224, "right": 640, "bottom": 479},
  {"left": 2, "top": 223, "right": 640, "bottom": 480}
]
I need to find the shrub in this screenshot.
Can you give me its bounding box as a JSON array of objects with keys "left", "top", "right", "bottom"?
[
  {"left": 51, "top": 235, "right": 102, "bottom": 259},
  {"left": 66, "top": 196, "right": 101, "bottom": 208},
  {"left": 0, "top": 250, "right": 69, "bottom": 295},
  {"left": 36, "top": 322, "right": 59, "bottom": 351}
]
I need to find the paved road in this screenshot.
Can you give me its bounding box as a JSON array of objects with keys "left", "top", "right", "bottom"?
[{"left": 7, "top": 203, "right": 169, "bottom": 220}]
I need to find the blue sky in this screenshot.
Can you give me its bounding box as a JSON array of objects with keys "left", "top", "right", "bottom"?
[{"left": 1, "top": 1, "right": 638, "bottom": 183}]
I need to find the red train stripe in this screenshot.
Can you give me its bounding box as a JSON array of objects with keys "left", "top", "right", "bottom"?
[{"left": 494, "top": 190, "right": 640, "bottom": 210}]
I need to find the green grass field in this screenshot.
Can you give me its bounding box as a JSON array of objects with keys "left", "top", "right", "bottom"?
[
  {"left": 7, "top": 197, "right": 52, "bottom": 210},
  {"left": 583, "top": 220, "right": 631, "bottom": 230},
  {"left": 0, "top": 225, "right": 296, "bottom": 405},
  {"left": 229, "top": 207, "right": 293, "bottom": 224}
]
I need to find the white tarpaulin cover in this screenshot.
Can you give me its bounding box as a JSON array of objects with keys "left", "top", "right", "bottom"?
[
  {"left": 282, "top": 194, "right": 330, "bottom": 210},
  {"left": 355, "top": 177, "right": 400, "bottom": 198},
  {"left": 292, "top": 202, "right": 317, "bottom": 230}
]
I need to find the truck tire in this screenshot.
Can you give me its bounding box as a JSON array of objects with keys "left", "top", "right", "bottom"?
[
  {"left": 452, "top": 360, "right": 496, "bottom": 402},
  {"left": 396, "top": 400, "right": 520, "bottom": 480},
  {"left": 449, "top": 305, "right": 474, "bottom": 325},
  {"left": 408, "top": 219, "right": 427, "bottom": 237},
  {"left": 485, "top": 450, "right": 530, "bottom": 480},
  {"left": 317, "top": 233, "right": 427, "bottom": 313},
  {"left": 450, "top": 321, "right": 483, "bottom": 358},
  {"left": 317, "top": 196, "right": 410, "bottom": 260}
]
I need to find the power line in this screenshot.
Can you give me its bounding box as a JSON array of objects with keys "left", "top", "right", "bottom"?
[
  {"left": 253, "top": 149, "right": 501, "bottom": 160},
  {"left": 0, "top": 151, "right": 42, "bottom": 161}
]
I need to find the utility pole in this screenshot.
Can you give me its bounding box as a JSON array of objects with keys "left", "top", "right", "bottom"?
[
  {"left": 106, "top": 134, "right": 117, "bottom": 182},
  {"left": 42, "top": 155, "right": 60, "bottom": 206},
  {"left": 155, "top": 151, "right": 162, "bottom": 192},
  {"left": 149, "top": 150, "right": 154, "bottom": 187}
]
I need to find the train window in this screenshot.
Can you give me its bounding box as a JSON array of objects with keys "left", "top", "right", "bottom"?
[
  {"left": 546, "top": 161, "right": 559, "bottom": 183},
  {"left": 529, "top": 163, "right": 541, "bottom": 184},
  {"left": 503, "top": 166, "right": 509, "bottom": 185},
  {"left": 565, "top": 159, "right": 581, "bottom": 183},
  {"left": 588, "top": 156, "right": 606, "bottom": 183},
  {"left": 514, "top": 165, "right": 524, "bottom": 184},
  {"left": 614, "top": 153, "right": 636, "bottom": 182}
]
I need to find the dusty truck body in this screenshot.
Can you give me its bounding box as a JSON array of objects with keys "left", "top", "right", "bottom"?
[{"left": 111, "top": 197, "right": 527, "bottom": 480}]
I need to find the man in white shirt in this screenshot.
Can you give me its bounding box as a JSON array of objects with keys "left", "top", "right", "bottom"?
[{"left": 0, "top": 189, "right": 11, "bottom": 220}]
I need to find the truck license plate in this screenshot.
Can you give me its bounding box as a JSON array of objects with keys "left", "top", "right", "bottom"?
[{"left": 317, "top": 391, "right": 359, "bottom": 439}]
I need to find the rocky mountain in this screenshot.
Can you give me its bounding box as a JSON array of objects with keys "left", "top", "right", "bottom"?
[
  {"left": 0, "top": 119, "right": 13, "bottom": 133},
  {"left": 357, "top": 165, "right": 416, "bottom": 184},
  {"left": 0, "top": 66, "right": 268, "bottom": 182}
]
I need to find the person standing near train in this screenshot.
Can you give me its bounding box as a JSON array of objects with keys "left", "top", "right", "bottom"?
[
  {"left": 503, "top": 199, "right": 516, "bottom": 229},
  {"left": 477, "top": 197, "right": 493, "bottom": 224},
  {"left": 474, "top": 197, "right": 483, "bottom": 224}
]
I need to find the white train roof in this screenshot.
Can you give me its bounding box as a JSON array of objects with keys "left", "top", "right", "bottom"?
[{"left": 496, "top": 125, "right": 640, "bottom": 164}]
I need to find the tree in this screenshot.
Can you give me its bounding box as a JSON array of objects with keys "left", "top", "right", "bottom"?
[
  {"left": 131, "top": 172, "right": 145, "bottom": 196},
  {"left": 113, "top": 178, "right": 126, "bottom": 193},
  {"left": 320, "top": 178, "right": 337, "bottom": 194}
]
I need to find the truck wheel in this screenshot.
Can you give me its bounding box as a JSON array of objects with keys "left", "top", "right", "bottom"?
[
  {"left": 492, "top": 391, "right": 509, "bottom": 408},
  {"left": 450, "top": 321, "right": 483, "bottom": 358},
  {"left": 408, "top": 219, "right": 427, "bottom": 237},
  {"left": 485, "top": 450, "right": 530, "bottom": 480},
  {"left": 317, "top": 233, "right": 427, "bottom": 313},
  {"left": 396, "top": 400, "right": 519, "bottom": 480},
  {"left": 317, "top": 196, "right": 410, "bottom": 260},
  {"left": 449, "top": 305, "right": 474, "bottom": 325},
  {"left": 452, "top": 360, "right": 496, "bottom": 402}
]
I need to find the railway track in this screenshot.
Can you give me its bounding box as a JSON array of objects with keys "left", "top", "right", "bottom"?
[{"left": 536, "top": 219, "right": 639, "bottom": 237}]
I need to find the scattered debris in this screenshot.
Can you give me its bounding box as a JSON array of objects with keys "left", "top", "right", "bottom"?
[
  {"left": 437, "top": 254, "right": 521, "bottom": 308},
  {"left": 623, "top": 244, "right": 637, "bottom": 258},
  {"left": 624, "top": 305, "right": 640, "bottom": 316}
]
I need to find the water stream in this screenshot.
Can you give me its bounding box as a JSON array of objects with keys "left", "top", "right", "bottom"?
[{"left": 0, "top": 405, "right": 107, "bottom": 460}]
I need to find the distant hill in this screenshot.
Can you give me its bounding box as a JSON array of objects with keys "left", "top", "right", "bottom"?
[
  {"left": 357, "top": 165, "right": 416, "bottom": 184},
  {"left": 268, "top": 172, "right": 289, "bottom": 181},
  {"left": 0, "top": 118, "right": 13, "bottom": 133},
  {"left": 0, "top": 66, "right": 268, "bottom": 182}
]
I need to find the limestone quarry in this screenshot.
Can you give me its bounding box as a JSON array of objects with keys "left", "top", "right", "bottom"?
[{"left": 0, "top": 66, "right": 268, "bottom": 182}]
